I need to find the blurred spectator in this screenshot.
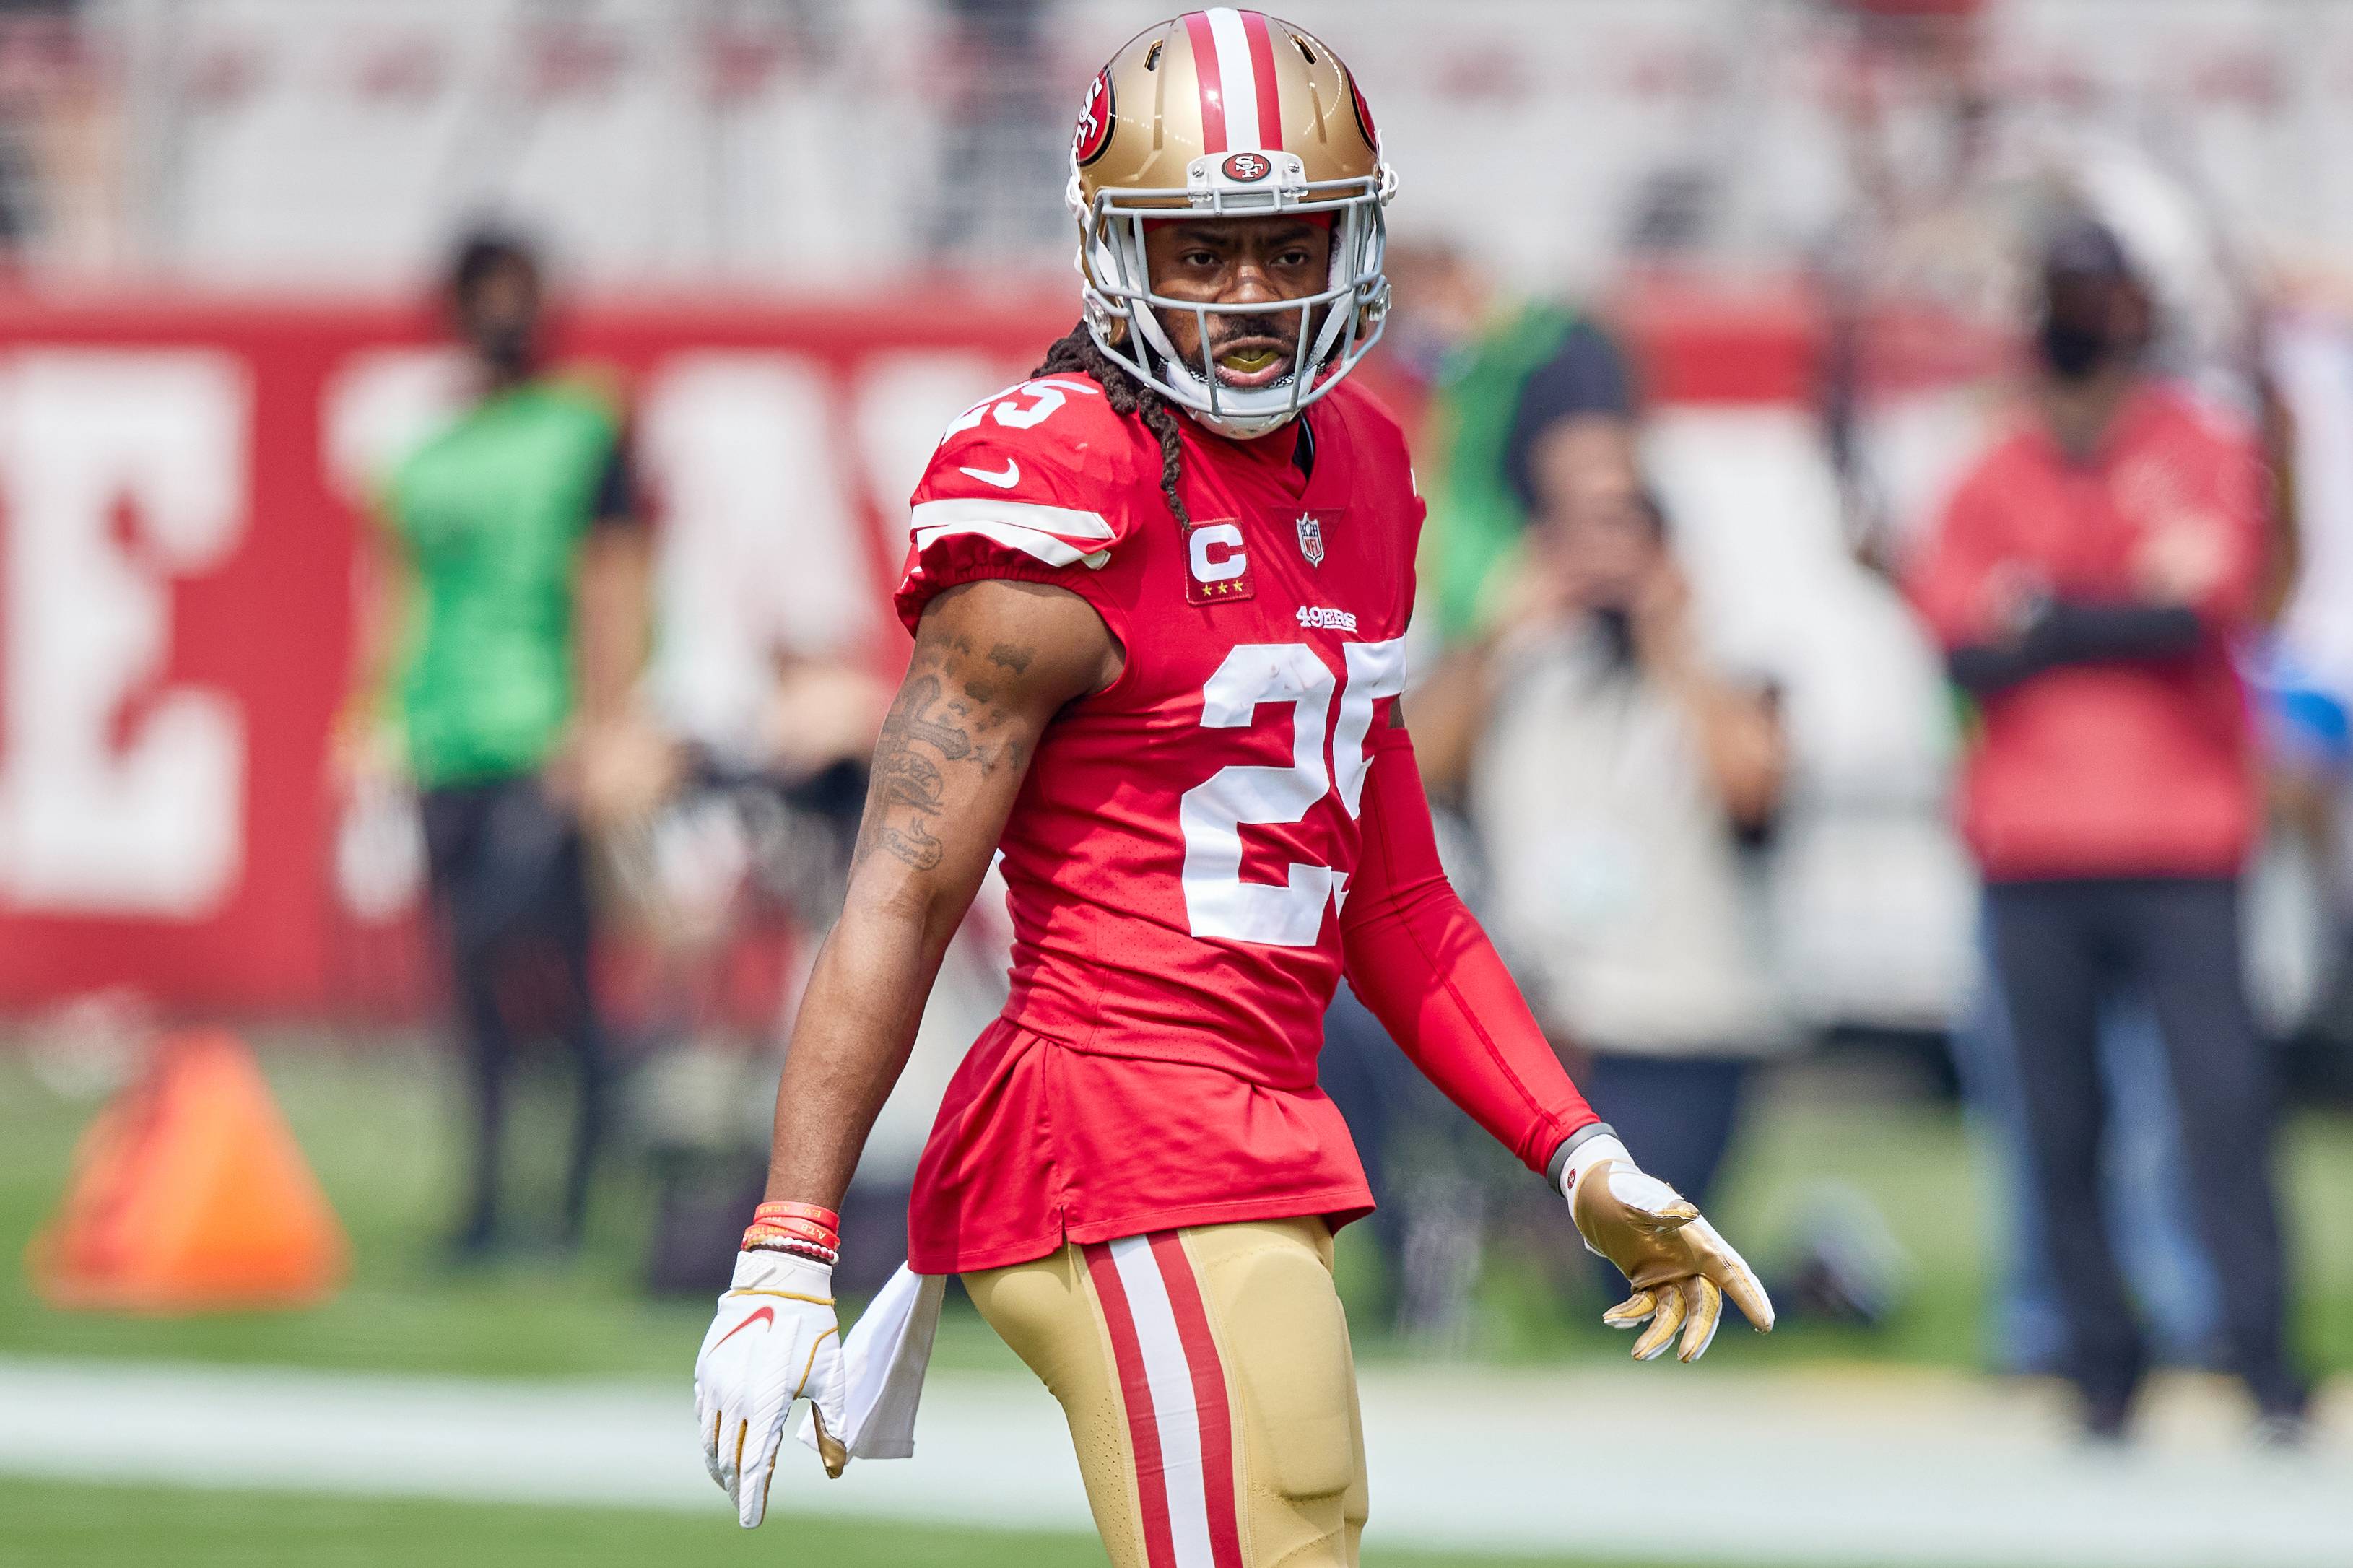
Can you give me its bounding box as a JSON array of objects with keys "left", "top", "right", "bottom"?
[
  {"left": 1414, "top": 432, "right": 1793, "bottom": 1210},
  {"left": 1383, "top": 240, "right": 1635, "bottom": 645},
  {"left": 338, "top": 228, "right": 664, "bottom": 1263},
  {"left": 1906, "top": 216, "right": 2306, "bottom": 1439},
  {"left": 1326, "top": 240, "right": 1640, "bottom": 1333},
  {"left": 1806, "top": 1, "right": 2295, "bottom": 1386}
]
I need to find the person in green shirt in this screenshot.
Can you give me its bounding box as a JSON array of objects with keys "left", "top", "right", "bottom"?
[
  {"left": 343, "top": 229, "right": 661, "bottom": 1260},
  {"left": 1313, "top": 243, "right": 1641, "bottom": 1333},
  {"left": 1384, "top": 241, "right": 1639, "bottom": 645}
]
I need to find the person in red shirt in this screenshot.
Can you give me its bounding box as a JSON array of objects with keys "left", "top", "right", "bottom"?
[
  {"left": 1909, "top": 216, "right": 2306, "bottom": 1440},
  {"left": 689, "top": 12, "right": 1772, "bottom": 1562}
]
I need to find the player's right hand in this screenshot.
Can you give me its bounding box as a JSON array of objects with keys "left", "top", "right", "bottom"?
[
  {"left": 1562, "top": 1135, "right": 1775, "bottom": 1362},
  {"left": 693, "top": 1250, "right": 848, "bottom": 1525}
]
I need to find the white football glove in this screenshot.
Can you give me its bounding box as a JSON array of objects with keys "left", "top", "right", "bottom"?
[
  {"left": 1562, "top": 1134, "right": 1775, "bottom": 1362},
  {"left": 693, "top": 1249, "right": 848, "bottom": 1525}
]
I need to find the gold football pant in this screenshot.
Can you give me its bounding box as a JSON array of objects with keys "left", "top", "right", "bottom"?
[{"left": 965, "top": 1216, "right": 1370, "bottom": 1568}]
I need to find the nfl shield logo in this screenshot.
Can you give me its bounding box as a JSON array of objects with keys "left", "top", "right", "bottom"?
[{"left": 1294, "top": 511, "right": 1325, "bottom": 567}]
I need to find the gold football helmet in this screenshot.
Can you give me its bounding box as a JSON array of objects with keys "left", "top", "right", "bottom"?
[{"left": 1069, "top": 9, "right": 1396, "bottom": 439}]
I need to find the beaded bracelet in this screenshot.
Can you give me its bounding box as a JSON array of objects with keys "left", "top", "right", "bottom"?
[{"left": 747, "top": 1237, "right": 840, "bottom": 1268}]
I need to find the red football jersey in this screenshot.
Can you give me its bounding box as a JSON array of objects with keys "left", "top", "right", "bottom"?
[{"left": 894, "top": 370, "right": 1421, "bottom": 1273}]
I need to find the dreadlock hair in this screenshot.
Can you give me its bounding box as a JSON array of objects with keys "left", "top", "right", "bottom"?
[{"left": 1032, "top": 323, "right": 1191, "bottom": 526}]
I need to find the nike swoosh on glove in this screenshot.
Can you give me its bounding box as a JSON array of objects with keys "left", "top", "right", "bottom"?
[
  {"left": 1565, "top": 1135, "right": 1775, "bottom": 1362},
  {"left": 694, "top": 1250, "right": 848, "bottom": 1526}
]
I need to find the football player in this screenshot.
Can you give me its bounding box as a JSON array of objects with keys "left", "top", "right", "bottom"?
[{"left": 696, "top": 12, "right": 1773, "bottom": 1562}]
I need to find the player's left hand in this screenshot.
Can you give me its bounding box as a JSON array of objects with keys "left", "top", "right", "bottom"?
[
  {"left": 693, "top": 1249, "right": 848, "bottom": 1525},
  {"left": 1562, "top": 1135, "right": 1774, "bottom": 1362}
]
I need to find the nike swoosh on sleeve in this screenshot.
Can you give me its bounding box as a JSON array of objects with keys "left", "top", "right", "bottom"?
[{"left": 957, "top": 459, "right": 1021, "bottom": 489}]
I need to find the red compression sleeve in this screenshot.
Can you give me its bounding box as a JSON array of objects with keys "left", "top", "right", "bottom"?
[{"left": 1340, "top": 723, "right": 1599, "bottom": 1175}]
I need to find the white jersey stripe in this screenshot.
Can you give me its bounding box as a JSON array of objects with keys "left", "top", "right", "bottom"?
[
  {"left": 908, "top": 497, "right": 1115, "bottom": 570},
  {"left": 1108, "top": 1235, "right": 1217, "bottom": 1568},
  {"left": 1204, "top": 8, "right": 1260, "bottom": 152},
  {"left": 909, "top": 497, "right": 1115, "bottom": 541},
  {"left": 909, "top": 518, "right": 1108, "bottom": 572}
]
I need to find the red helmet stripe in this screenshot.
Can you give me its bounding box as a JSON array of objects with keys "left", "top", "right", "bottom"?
[
  {"left": 1240, "top": 11, "right": 1284, "bottom": 152},
  {"left": 1183, "top": 10, "right": 1227, "bottom": 152}
]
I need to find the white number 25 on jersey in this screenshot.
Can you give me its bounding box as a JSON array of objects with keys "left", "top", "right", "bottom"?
[{"left": 1179, "top": 638, "right": 1408, "bottom": 947}]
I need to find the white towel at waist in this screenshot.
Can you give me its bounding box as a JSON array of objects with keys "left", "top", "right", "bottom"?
[{"left": 799, "top": 1263, "right": 945, "bottom": 1463}]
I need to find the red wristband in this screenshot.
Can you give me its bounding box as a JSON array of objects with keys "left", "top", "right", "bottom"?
[
  {"left": 752, "top": 1201, "right": 840, "bottom": 1231},
  {"left": 743, "top": 1200, "right": 842, "bottom": 1258},
  {"left": 744, "top": 1215, "right": 837, "bottom": 1248}
]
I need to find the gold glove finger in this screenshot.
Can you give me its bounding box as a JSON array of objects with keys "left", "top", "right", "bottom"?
[
  {"left": 1601, "top": 1289, "right": 1658, "bottom": 1330},
  {"left": 810, "top": 1403, "right": 848, "bottom": 1480},
  {"left": 1678, "top": 1276, "right": 1724, "bottom": 1362},
  {"left": 1717, "top": 1261, "right": 1775, "bottom": 1333},
  {"left": 1692, "top": 1219, "right": 1777, "bottom": 1332},
  {"left": 1631, "top": 1280, "right": 1687, "bottom": 1362}
]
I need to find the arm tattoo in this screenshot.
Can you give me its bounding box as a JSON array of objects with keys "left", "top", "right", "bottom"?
[
  {"left": 869, "top": 749, "right": 947, "bottom": 870},
  {"left": 892, "top": 675, "right": 971, "bottom": 759},
  {"left": 855, "top": 632, "right": 1038, "bottom": 871}
]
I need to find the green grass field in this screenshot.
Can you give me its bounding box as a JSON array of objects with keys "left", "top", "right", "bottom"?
[
  {"left": 0, "top": 1476, "right": 1915, "bottom": 1568},
  {"left": 2, "top": 1041, "right": 2349, "bottom": 1382}
]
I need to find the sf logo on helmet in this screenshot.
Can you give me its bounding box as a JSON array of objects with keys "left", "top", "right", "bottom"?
[
  {"left": 1222, "top": 152, "right": 1271, "bottom": 183},
  {"left": 1074, "top": 70, "right": 1113, "bottom": 165}
]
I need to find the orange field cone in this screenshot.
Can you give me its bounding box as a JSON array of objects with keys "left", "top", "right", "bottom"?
[{"left": 27, "top": 1028, "right": 349, "bottom": 1312}]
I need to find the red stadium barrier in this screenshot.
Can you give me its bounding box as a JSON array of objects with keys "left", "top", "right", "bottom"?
[
  {"left": 0, "top": 290, "right": 1072, "bottom": 1014},
  {"left": 0, "top": 285, "right": 1883, "bottom": 1017}
]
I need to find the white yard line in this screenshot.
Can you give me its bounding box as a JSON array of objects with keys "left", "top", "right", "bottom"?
[{"left": 0, "top": 1356, "right": 2344, "bottom": 1566}]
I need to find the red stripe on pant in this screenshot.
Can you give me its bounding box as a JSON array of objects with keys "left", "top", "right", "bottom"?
[
  {"left": 1184, "top": 12, "right": 1227, "bottom": 152},
  {"left": 1086, "top": 1240, "right": 1181, "bottom": 1568},
  {"left": 1084, "top": 1234, "right": 1244, "bottom": 1568},
  {"left": 1240, "top": 10, "right": 1284, "bottom": 151},
  {"left": 1149, "top": 1232, "right": 1244, "bottom": 1567}
]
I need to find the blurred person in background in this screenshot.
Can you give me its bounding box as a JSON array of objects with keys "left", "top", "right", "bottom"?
[
  {"left": 1907, "top": 215, "right": 2307, "bottom": 1441},
  {"left": 339, "top": 227, "right": 665, "bottom": 1263},
  {"left": 1383, "top": 239, "right": 1637, "bottom": 645},
  {"left": 1413, "top": 429, "right": 1791, "bottom": 1213},
  {"left": 1324, "top": 240, "right": 1640, "bottom": 1338},
  {"left": 1806, "top": 0, "right": 2280, "bottom": 1383}
]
